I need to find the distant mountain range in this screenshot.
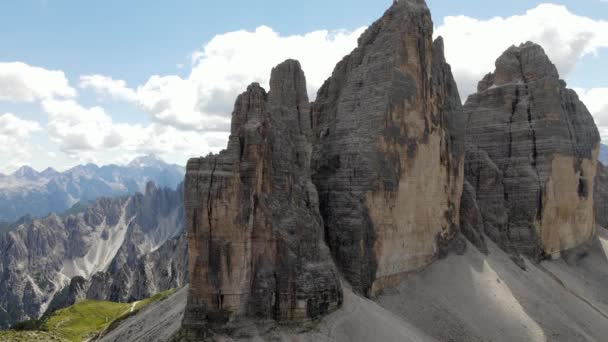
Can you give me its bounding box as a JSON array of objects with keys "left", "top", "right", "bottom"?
[
  {"left": 0, "top": 155, "right": 184, "bottom": 223},
  {"left": 0, "top": 182, "right": 186, "bottom": 329},
  {"left": 600, "top": 144, "right": 608, "bottom": 165}
]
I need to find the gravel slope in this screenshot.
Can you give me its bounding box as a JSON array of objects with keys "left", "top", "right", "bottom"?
[
  {"left": 377, "top": 229, "right": 608, "bottom": 342},
  {"left": 103, "top": 229, "right": 608, "bottom": 342}
]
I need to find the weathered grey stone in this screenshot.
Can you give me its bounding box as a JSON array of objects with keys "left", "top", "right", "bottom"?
[
  {"left": 463, "top": 42, "right": 601, "bottom": 259},
  {"left": 459, "top": 180, "right": 488, "bottom": 254},
  {"left": 595, "top": 163, "right": 608, "bottom": 229},
  {"left": 87, "top": 183, "right": 187, "bottom": 303},
  {"left": 182, "top": 60, "right": 342, "bottom": 339},
  {"left": 311, "top": 0, "right": 464, "bottom": 296},
  {"left": 0, "top": 183, "right": 185, "bottom": 329},
  {"left": 43, "top": 276, "right": 88, "bottom": 315}
]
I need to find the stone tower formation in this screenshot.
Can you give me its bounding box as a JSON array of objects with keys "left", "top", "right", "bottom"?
[{"left": 180, "top": 0, "right": 601, "bottom": 338}]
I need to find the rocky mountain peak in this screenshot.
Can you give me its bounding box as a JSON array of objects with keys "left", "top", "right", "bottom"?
[
  {"left": 128, "top": 154, "right": 169, "bottom": 168},
  {"left": 182, "top": 58, "right": 342, "bottom": 338},
  {"left": 228, "top": 82, "right": 267, "bottom": 137},
  {"left": 40, "top": 167, "right": 59, "bottom": 178},
  {"left": 145, "top": 181, "right": 157, "bottom": 196},
  {"left": 310, "top": 0, "right": 463, "bottom": 296},
  {"left": 269, "top": 59, "right": 309, "bottom": 107},
  {"left": 463, "top": 42, "right": 600, "bottom": 259},
  {"left": 478, "top": 42, "right": 560, "bottom": 93},
  {"left": 12, "top": 165, "right": 40, "bottom": 180}
]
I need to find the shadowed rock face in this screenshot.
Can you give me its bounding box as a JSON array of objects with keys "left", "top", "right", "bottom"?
[
  {"left": 311, "top": 0, "right": 464, "bottom": 296},
  {"left": 595, "top": 163, "right": 608, "bottom": 229},
  {"left": 183, "top": 60, "right": 342, "bottom": 338},
  {"left": 463, "top": 42, "right": 600, "bottom": 259}
]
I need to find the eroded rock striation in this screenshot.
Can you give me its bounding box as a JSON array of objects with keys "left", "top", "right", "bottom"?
[
  {"left": 182, "top": 60, "right": 342, "bottom": 338},
  {"left": 311, "top": 0, "right": 464, "bottom": 296},
  {"left": 462, "top": 42, "right": 600, "bottom": 259}
]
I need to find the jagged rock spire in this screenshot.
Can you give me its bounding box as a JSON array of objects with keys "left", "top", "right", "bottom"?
[{"left": 181, "top": 59, "right": 341, "bottom": 339}]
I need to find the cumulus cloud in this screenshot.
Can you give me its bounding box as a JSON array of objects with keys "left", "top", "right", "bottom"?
[
  {"left": 0, "top": 113, "right": 42, "bottom": 173},
  {"left": 0, "top": 113, "right": 42, "bottom": 138},
  {"left": 79, "top": 74, "right": 137, "bottom": 102},
  {"left": 0, "top": 62, "right": 76, "bottom": 102},
  {"left": 41, "top": 99, "right": 113, "bottom": 153},
  {"left": 435, "top": 4, "right": 608, "bottom": 100},
  {"left": 38, "top": 97, "right": 228, "bottom": 165},
  {"left": 80, "top": 25, "right": 365, "bottom": 132}
]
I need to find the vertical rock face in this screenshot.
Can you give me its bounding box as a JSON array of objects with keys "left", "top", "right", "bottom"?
[
  {"left": 311, "top": 0, "right": 464, "bottom": 296},
  {"left": 595, "top": 163, "right": 608, "bottom": 229},
  {"left": 183, "top": 60, "right": 342, "bottom": 337},
  {"left": 463, "top": 42, "right": 600, "bottom": 258}
]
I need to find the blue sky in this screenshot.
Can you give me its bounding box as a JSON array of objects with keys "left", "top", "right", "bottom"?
[{"left": 0, "top": 0, "right": 607, "bottom": 173}]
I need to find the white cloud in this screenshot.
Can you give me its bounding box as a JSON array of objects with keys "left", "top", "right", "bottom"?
[
  {"left": 41, "top": 99, "right": 113, "bottom": 153},
  {"left": 435, "top": 4, "right": 608, "bottom": 100},
  {"left": 0, "top": 113, "right": 41, "bottom": 138},
  {"left": 0, "top": 62, "right": 76, "bottom": 102},
  {"left": 0, "top": 113, "right": 42, "bottom": 173},
  {"left": 79, "top": 74, "right": 137, "bottom": 102},
  {"left": 80, "top": 25, "right": 365, "bottom": 132},
  {"left": 38, "top": 97, "right": 228, "bottom": 166},
  {"left": 1, "top": 26, "right": 364, "bottom": 171}
]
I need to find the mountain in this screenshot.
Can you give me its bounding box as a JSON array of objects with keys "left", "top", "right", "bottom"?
[
  {"left": 0, "top": 182, "right": 186, "bottom": 329},
  {"left": 174, "top": 1, "right": 608, "bottom": 340},
  {"left": 600, "top": 144, "right": 608, "bottom": 165},
  {"left": 182, "top": 61, "right": 343, "bottom": 337},
  {"left": 595, "top": 163, "right": 608, "bottom": 229},
  {"left": 462, "top": 42, "right": 600, "bottom": 260},
  {"left": 102, "top": 228, "right": 608, "bottom": 342},
  {"left": 180, "top": 0, "right": 464, "bottom": 339},
  {"left": 3, "top": 1, "right": 608, "bottom": 341},
  {"left": 0, "top": 155, "right": 184, "bottom": 223}
]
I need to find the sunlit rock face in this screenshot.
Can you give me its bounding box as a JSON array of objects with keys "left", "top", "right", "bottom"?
[
  {"left": 310, "top": 0, "right": 465, "bottom": 296},
  {"left": 462, "top": 42, "right": 600, "bottom": 259},
  {"left": 182, "top": 60, "right": 342, "bottom": 338}
]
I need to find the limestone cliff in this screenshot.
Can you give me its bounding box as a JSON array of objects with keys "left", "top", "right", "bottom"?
[
  {"left": 311, "top": 0, "right": 464, "bottom": 296},
  {"left": 595, "top": 163, "right": 607, "bottom": 229},
  {"left": 182, "top": 60, "right": 342, "bottom": 338},
  {"left": 463, "top": 42, "right": 600, "bottom": 259}
]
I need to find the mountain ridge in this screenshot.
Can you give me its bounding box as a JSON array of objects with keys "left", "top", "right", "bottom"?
[
  {"left": 0, "top": 154, "right": 185, "bottom": 223},
  {"left": 0, "top": 181, "right": 186, "bottom": 329}
]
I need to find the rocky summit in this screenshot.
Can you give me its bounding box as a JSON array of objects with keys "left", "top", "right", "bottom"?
[
  {"left": 181, "top": 0, "right": 465, "bottom": 338},
  {"left": 462, "top": 42, "right": 601, "bottom": 260},
  {"left": 179, "top": 1, "right": 608, "bottom": 340},
  {"left": 182, "top": 60, "right": 342, "bottom": 339},
  {"left": 311, "top": 1, "right": 464, "bottom": 296}
]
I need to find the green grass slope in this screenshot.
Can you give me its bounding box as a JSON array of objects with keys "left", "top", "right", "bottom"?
[{"left": 0, "top": 289, "right": 176, "bottom": 342}]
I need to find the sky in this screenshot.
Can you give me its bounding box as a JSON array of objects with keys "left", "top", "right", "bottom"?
[{"left": 1, "top": 0, "right": 607, "bottom": 173}]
